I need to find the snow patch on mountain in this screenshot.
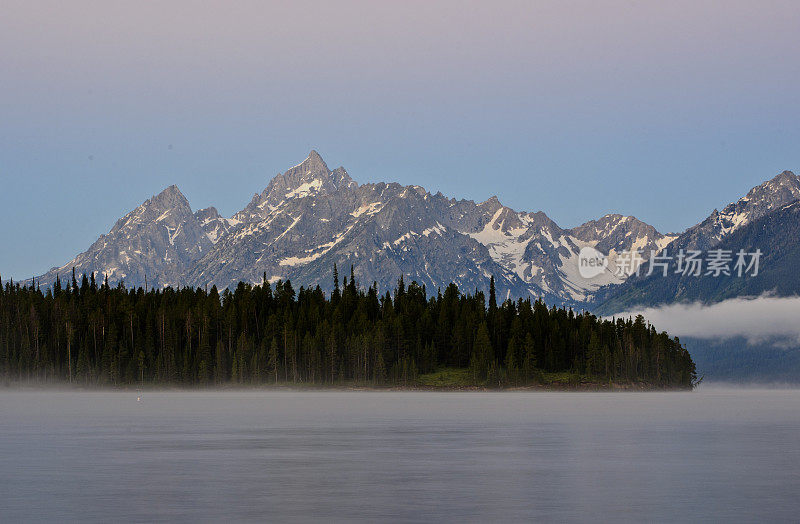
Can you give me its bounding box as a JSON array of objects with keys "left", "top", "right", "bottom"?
[
  {"left": 285, "top": 178, "right": 323, "bottom": 199},
  {"left": 351, "top": 201, "right": 384, "bottom": 218}
]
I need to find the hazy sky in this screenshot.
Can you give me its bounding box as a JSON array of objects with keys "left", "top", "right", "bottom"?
[{"left": 2, "top": 0, "right": 799, "bottom": 279}]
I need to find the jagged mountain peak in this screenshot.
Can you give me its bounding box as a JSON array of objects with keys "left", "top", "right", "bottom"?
[
  {"left": 36, "top": 183, "right": 213, "bottom": 289},
  {"left": 572, "top": 213, "right": 654, "bottom": 235},
  {"left": 195, "top": 206, "right": 220, "bottom": 222},
  {"left": 595, "top": 191, "right": 800, "bottom": 314},
  {"left": 270, "top": 150, "right": 335, "bottom": 191},
  {"left": 148, "top": 184, "right": 190, "bottom": 209},
  {"left": 281, "top": 150, "right": 355, "bottom": 189},
  {"left": 109, "top": 185, "right": 193, "bottom": 235},
  {"left": 744, "top": 169, "right": 799, "bottom": 200},
  {"left": 194, "top": 206, "right": 234, "bottom": 245},
  {"left": 567, "top": 213, "right": 676, "bottom": 295},
  {"left": 240, "top": 151, "right": 357, "bottom": 218},
  {"left": 290, "top": 149, "right": 330, "bottom": 177},
  {"left": 482, "top": 195, "right": 502, "bottom": 207},
  {"left": 610, "top": 169, "right": 799, "bottom": 260},
  {"left": 678, "top": 169, "right": 800, "bottom": 250},
  {"left": 772, "top": 169, "right": 796, "bottom": 182}
]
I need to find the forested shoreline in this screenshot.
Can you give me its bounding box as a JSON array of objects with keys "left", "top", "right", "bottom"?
[{"left": 0, "top": 267, "right": 697, "bottom": 389}]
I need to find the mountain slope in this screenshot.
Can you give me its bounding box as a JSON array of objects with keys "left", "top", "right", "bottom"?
[
  {"left": 594, "top": 197, "right": 800, "bottom": 313},
  {"left": 37, "top": 185, "right": 214, "bottom": 288},
  {"left": 674, "top": 170, "right": 800, "bottom": 251}
]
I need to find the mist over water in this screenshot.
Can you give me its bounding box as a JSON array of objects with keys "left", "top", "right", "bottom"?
[{"left": 2, "top": 389, "right": 799, "bottom": 522}]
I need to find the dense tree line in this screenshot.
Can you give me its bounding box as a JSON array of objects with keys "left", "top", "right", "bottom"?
[{"left": 0, "top": 267, "right": 696, "bottom": 388}]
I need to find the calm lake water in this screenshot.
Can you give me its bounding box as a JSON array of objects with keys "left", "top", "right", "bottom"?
[{"left": 2, "top": 388, "right": 799, "bottom": 523}]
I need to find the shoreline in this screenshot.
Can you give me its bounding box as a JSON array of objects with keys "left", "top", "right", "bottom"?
[{"left": 0, "top": 381, "right": 693, "bottom": 392}]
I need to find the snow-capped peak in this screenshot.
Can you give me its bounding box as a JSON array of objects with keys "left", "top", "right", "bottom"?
[{"left": 238, "top": 151, "right": 358, "bottom": 220}]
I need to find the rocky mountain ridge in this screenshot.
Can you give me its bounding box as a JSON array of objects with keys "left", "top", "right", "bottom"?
[{"left": 33, "top": 152, "right": 797, "bottom": 307}]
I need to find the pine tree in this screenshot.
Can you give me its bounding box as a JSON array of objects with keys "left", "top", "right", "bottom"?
[
  {"left": 267, "top": 337, "right": 279, "bottom": 384},
  {"left": 585, "top": 331, "right": 603, "bottom": 377},
  {"left": 332, "top": 264, "right": 341, "bottom": 304},
  {"left": 521, "top": 333, "right": 537, "bottom": 382},
  {"left": 374, "top": 349, "right": 387, "bottom": 384},
  {"left": 470, "top": 322, "right": 493, "bottom": 382},
  {"left": 505, "top": 338, "right": 518, "bottom": 386}
]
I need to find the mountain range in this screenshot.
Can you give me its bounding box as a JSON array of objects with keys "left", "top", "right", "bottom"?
[{"left": 32, "top": 151, "right": 800, "bottom": 311}]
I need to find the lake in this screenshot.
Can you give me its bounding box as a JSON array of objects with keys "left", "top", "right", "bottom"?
[{"left": 1, "top": 388, "right": 799, "bottom": 522}]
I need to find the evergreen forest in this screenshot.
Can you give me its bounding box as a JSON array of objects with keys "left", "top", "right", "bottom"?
[{"left": 0, "top": 266, "right": 697, "bottom": 389}]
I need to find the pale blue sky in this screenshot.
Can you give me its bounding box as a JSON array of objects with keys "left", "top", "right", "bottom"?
[{"left": 1, "top": 0, "right": 799, "bottom": 279}]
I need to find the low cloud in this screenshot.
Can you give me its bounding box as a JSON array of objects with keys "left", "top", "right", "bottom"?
[{"left": 615, "top": 295, "right": 800, "bottom": 345}]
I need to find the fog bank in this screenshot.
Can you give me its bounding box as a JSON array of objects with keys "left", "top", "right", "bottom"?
[{"left": 616, "top": 295, "right": 800, "bottom": 346}]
